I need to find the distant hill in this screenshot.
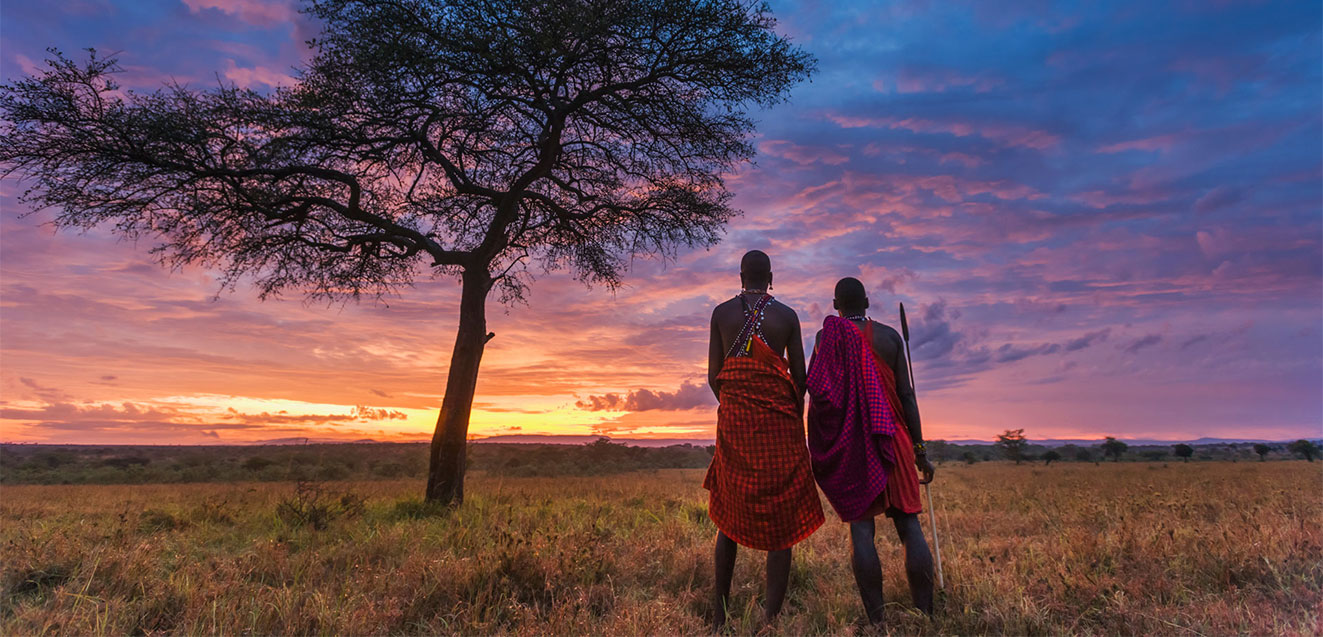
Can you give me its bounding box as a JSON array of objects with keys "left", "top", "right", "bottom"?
[
  {"left": 471, "top": 434, "right": 714, "bottom": 448},
  {"left": 250, "top": 437, "right": 385, "bottom": 445}
]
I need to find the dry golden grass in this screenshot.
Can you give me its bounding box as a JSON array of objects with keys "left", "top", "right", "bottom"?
[{"left": 2, "top": 461, "right": 1320, "bottom": 635}]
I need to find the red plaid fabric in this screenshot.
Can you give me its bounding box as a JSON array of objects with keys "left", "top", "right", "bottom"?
[
  {"left": 703, "top": 334, "right": 825, "bottom": 551},
  {"left": 862, "top": 320, "right": 922, "bottom": 519}
]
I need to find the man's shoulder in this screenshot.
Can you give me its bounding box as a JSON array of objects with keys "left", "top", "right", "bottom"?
[
  {"left": 711, "top": 296, "right": 741, "bottom": 315},
  {"left": 768, "top": 298, "right": 800, "bottom": 318},
  {"left": 712, "top": 296, "right": 739, "bottom": 311},
  {"left": 870, "top": 320, "right": 904, "bottom": 341}
]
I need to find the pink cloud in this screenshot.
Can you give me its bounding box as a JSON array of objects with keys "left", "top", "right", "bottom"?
[
  {"left": 13, "top": 53, "right": 42, "bottom": 76},
  {"left": 758, "top": 140, "right": 850, "bottom": 166},
  {"left": 1196, "top": 224, "right": 1318, "bottom": 260},
  {"left": 1169, "top": 54, "right": 1267, "bottom": 93},
  {"left": 1193, "top": 185, "right": 1241, "bottom": 213},
  {"left": 182, "top": 0, "right": 296, "bottom": 26},
  {"left": 1070, "top": 188, "right": 1172, "bottom": 209},
  {"left": 914, "top": 175, "right": 1044, "bottom": 202},
  {"left": 1097, "top": 133, "right": 1184, "bottom": 154},
  {"left": 824, "top": 113, "right": 1061, "bottom": 150},
  {"left": 222, "top": 59, "right": 295, "bottom": 89},
  {"left": 893, "top": 67, "right": 1003, "bottom": 94},
  {"left": 939, "top": 152, "right": 985, "bottom": 168},
  {"left": 59, "top": 0, "right": 115, "bottom": 15},
  {"left": 1196, "top": 228, "right": 1236, "bottom": 258}
]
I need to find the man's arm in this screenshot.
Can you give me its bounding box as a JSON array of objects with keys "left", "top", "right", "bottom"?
[
  {"left": 889, "top": 328, "right": 923, "bottom": 444},
  {"left": 708, "top": 308, "right": 724, "bottom": 400},
  {"left": 888, "top": 327, "right": 933, "bottom": 483},
  {"left": 787, "top": 309, "right": 807, "bottom": 397}
]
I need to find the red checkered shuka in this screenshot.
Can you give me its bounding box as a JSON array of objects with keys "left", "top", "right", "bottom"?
[
  {"left": 703, "top": 334, "right": 825, "bottom": 551},
  {"left": 862, "top": 320, "right": 922, "bottom": 518}
]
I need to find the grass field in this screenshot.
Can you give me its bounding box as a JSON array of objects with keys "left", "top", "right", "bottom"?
[{"left": 3, "top": 461, "right": 1320, "bottom": 635}]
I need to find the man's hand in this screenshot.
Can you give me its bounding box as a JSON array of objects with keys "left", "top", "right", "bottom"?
[{"left": 916, "top": 453, "right": 935, "bottom": 484}]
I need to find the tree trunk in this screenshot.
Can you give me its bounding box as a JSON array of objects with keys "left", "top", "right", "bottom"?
[{"left": 426, "top": 268, "right": 493, "bottom": 505}]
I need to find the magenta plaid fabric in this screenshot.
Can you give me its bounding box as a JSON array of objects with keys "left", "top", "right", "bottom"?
[{"left": 806, "top": 316, "right": 899, "bottom": 521}]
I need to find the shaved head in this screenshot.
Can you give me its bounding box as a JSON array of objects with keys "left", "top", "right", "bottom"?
[
  {"left": 741, "top": 250, "right": 770, "bottom": 274},
  {"left": 740, "top": 250, "right": 772, "bottom": 288},
  {"left": 834, "top": 277, "right": 868, "bottom": 313}
]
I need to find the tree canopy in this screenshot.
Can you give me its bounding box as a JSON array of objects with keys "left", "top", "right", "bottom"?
[
  {"left": 2, "top": 0, "right": 813, "bottom": 301},
  {"left": 1101, "top": 436, "right": 1128, "bottom": 462},
  {"left": 995, "top": 429, "right": 1028, "bottom": 464},
  {"left": 1287, "top": 439, "right": 1319, "bottom": 462}
]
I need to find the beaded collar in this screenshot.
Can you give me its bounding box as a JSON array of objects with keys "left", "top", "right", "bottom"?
[{"left": 728, "top": 293, "right": 772, "bottom": 359}]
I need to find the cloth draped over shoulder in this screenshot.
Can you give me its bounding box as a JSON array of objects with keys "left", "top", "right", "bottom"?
[
  {"left": 703, "top": 294, "right": 824, "bottom": 551},
  {"left": 807, "top": 315, "right": 921, "bottom": 522}
]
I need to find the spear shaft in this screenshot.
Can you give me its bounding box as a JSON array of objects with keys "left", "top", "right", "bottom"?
[{"left": 900, "top": 302, "right": 945, "bottom": 590}]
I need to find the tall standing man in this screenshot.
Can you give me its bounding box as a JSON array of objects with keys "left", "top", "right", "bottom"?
[
  {"left": 806, "top": 277, "right": 936, "bottom": 627},
  {"left": 703, "top": 250, "right": 825, "bottom": 627}
]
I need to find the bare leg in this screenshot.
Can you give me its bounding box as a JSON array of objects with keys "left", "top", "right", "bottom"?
[
  {"left": 712, "top": 531, "right": 738, "bottom": 627},
  {"left": 849, "top": 518, "right": 886, "bottom": 626},
  {"left": 892, "top": 514, "right": 935, "bottom": 615},
  {"left": 764, "top": 548, "right": 792, "bottom": 622}
]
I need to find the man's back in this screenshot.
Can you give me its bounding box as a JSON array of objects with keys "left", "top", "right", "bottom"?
[
  {"left": 708, "top": 293, "right": 806, "bottom": 396},
  {"left": 813, "top": 318, "right": 921, "bottom": 433},
  {"left": 861, "top": 318, "right": 921, "bottom": 438}
]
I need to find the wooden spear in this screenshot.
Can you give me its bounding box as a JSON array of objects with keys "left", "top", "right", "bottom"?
[{"left": 900, "top": 302, "right": 945, "bottom": 590}]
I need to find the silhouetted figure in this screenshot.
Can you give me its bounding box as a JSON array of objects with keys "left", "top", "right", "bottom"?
[
  {"left": 806, "top": 277, "right": 936, "bottom": 627},
  {"left": 703, "top": 250, "right": 824, "bottom": 628}
]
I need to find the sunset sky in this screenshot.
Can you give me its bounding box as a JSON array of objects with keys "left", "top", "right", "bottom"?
[{"left": 2, "top": 0, "right": 1320, "bottom": 445}]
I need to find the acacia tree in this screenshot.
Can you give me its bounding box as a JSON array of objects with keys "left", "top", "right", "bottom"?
[
  {"left": 1287, "top": 439, "right": 1319, "bottom": 462},
  {"left": 995, "top": 428, "right": 1028, "bottom": 464},
  {"left": 1101, "top": 436, "right": 1128, "bottom": 462},
  {"left": 0, "top": 0, "right": 814, "bottom": 504},
  {"left": 1172, "top": 443, "right": 1193, "bottom": 462}
]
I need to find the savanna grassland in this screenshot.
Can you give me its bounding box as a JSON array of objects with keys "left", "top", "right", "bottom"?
[{"left": 3, "top": 461, "right": 1320, "bottom": 636}]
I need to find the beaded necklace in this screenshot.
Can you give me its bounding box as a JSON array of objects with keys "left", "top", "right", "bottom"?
[{"left": 728, "top": 293, "right": 771, "bottom": 358}]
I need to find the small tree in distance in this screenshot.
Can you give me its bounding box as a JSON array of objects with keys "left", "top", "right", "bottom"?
[
  {"left": 996, "top": 429, "right": 1029, "bottom": 464},
  {"left": 1253, "top": 443, "right": 1271, "bottom": 461},
  {"left": 1102, "top": 436, "right": 1128, "bottom": 462},
  {"left": 0, "top": 0, "right": 815, "bottom": 505},
  {"left": 1173, "top": 443, "right": 1193, "bottom": 462},
  {"left": 1287, "top": 439, "right": 1319, "bottom": 462},
  {"left": 1042, "top": 450, "right": 1061, "bottom": 466}
]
